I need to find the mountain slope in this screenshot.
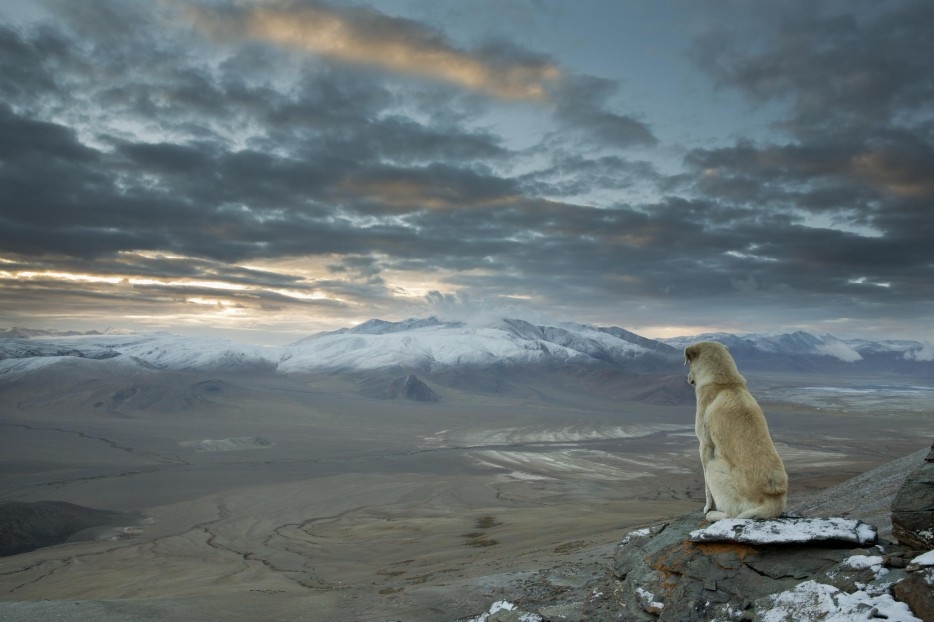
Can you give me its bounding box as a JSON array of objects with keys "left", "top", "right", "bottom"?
[
  {"left": 662, "top": 330, "right": 931, "bottom": 372},
  {"left": 1, "top": 318, "right": 929, "bottom": 380},
  {"left": 280, "top": 317, "right": 679, "bottom": 373}
]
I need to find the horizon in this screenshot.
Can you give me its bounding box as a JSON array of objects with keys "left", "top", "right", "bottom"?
[
  {"left": 2, "top": 311, "right": 930, "bottom": 348},
  {"left": 2, "top": 2, "right": 933, "bottom": 344}
]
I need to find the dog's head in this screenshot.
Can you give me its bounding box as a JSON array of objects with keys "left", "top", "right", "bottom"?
[
  {"left": 684, "top": 344, "right": 699, "bottom": 385},
  {"left": 684, "top": 341, "right": 740, "bottom": 387}
]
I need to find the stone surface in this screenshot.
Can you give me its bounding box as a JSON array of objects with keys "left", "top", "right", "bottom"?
[
  {"left": 611, "top": 513, "right": 913, "bottom": 622},
  {"left": 891, "top": 441, "right": 934, "bottom": 550},
  {"left": 690, "top": 516, "right": 877, "bottom": 546},
  {"left": 388, "top": 374, "right": 441, "bottom": 401},
  {"left": 892, "top": 568, "right": 934, "bottom": 622}
]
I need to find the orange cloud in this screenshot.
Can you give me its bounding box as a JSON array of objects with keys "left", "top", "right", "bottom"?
[{"left": 187, "top": 1, "right": 560, "bottom": 101}]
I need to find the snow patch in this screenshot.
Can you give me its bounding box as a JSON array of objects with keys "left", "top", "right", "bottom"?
[
  {"left": 619, "top": 527, "right": 651, "bottom": 545},
  {"left": 180, "top": 437, "right": 274, "bottom": 452},
  {"left": 756, "top": 580, "right": 920, "bottom": 622},
  {"left": 910, "top": 549, "right": 934, "bottom": 566},
  {"left": 465, "top": 600, "right": 542, "bottom": 622},
  {"left": 636, "top": 587, "right": 664, "bottom": 612},
  {"left": 690, "top": 517, "right": 876, "bottom": 546},
  {"left": 841, "top": 554, "right": 886, "bottom": 574}
]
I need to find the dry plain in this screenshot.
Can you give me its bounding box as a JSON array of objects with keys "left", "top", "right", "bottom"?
[{"left": 0, "top": 361, "right": 931, "bottom": 621}]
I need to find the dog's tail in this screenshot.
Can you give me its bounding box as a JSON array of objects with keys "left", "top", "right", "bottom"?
[{"left": 734, "top": 494, "right": 786, "bottom": 520}]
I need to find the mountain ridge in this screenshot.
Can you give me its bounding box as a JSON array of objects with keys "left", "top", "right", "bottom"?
[{"left": 1, "top": 317, "right": 931, "bottom": 378}]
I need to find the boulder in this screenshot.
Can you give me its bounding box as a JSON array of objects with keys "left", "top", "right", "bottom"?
[
  {"left": 689, "top": 516, "right": 877, "bottom": 546},
  {"left": 611, "top": 513, "right": 907, "bottom": 622},
  {"left": 891, "top": 441, "right": 934, "bottom": 550},
  {"left": 892, "top": 551, "right": 934, "bottom": 622}
]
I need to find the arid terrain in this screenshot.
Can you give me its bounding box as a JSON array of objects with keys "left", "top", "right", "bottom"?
[{"left": 1, "top": 362, "right": 931, "bottom": 621}]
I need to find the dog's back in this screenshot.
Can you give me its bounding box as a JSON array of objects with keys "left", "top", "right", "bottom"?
[{"left": 687, "top": 342, "right": 787, "bottom": 520}]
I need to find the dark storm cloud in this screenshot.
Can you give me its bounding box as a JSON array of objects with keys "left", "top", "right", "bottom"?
[
  {"left": 1, "top": 0, "right": 932, "bottom": 337},
  {"left": 693, "top": 0, "right": 934, "bottom": 136},
  {"left": 686, "top": 0, "right": 934, "bottom": 208},
  {"left": 674, "top": 0, "right": 934, "bottom": 326}
]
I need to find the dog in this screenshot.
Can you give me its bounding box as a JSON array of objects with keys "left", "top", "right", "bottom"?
[{"left": 684, "top": 341, "right": 787, "bottom": 521}]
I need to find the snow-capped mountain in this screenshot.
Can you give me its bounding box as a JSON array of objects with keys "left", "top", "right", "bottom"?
[
  {"left": 661, "top": 331, "right": 932, "bottom": 368},
  {"left": 0, "top": 332, "right": 277, "bottom": 373},
  {"left": 280, "top": 317, "right": 678, "bottom": 373},
  {"left": 0, "top": 318, "right": 930, "bottom": 379},
  {"left": 662, "top": 331, "right": 864, "bottom": 362}
]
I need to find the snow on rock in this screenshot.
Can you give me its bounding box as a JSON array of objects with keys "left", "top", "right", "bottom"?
[
  {"left": 690, "top": 516, "right": 877, "bottom": 546},
  {"left": 910, "top": 550, "right": 934, "bottom": 566},
  {"left": 464, "top": 600, "right": 543, "bottom": 622},
  {"left": 841, "top": 554, "right": 886, "bottom": 572},
  {"left": 180, "top": 437, "right": 274, "bottom": 452},
  {"left": 755, "top": 579, "right": 921, "bottom": 622},
  {"left": 636, "top": 586, "right": 664, "bottom": 613},
  {"left": 619, "top": 527, "right": 651, "bottom": 546}
]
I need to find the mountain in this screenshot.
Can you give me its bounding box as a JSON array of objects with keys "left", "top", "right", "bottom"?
[
  {"left": 280, "top": 317, "right": 680, "bottom": 374},
  {"left": 662, "top": 331, "right": 864, "bottom": 361},
  {"left": 662, "top": 330, "right": 932, "bottom": 372},
  {"left": 0, "top": 333, "right": 277, "bottom": 373},
  {"left": 1, "top": 319, "right": 930, "bottom": 383}
]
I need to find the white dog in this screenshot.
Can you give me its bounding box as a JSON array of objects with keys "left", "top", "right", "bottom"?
[{"left": 685, "top": 341, "right": 787, "bottom": 521}]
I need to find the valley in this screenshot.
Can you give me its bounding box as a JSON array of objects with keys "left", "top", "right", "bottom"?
[{"left": 1, "top": 360, "right": 931, "bottom": 621}]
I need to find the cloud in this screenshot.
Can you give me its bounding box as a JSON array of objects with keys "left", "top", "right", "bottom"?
[
  {"left": 680, "top": 1, "right": 934, "bottom": 322},
  {"left": 1, "top": 1, "right": 932, "bottom": 341},
  {"left": 420, "top": 290, "right": 557, "bottom": 328},
  {"left": 691, "top": 1, "right": 934, "bottom": 136},
  {"left": 550, "top": 74, "right": 657, "bottom": 147},
  {"left": 184, "top": 0, "right": 561, "bottom": 101},
  {"left": 903, "top": 341, "right": 934, "bottom": 362},
  {"left": 815, "top": 341, "right": 862, "bottom": 363}
]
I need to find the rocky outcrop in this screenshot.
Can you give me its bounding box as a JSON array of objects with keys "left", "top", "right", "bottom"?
[
  {"left": 892, "top": 441, "right": 934, "bottom": 550},
  {"left": 388, "top": 374, "right": 440, "bottom": 402},
  {"left": 0, "top": 501, "right": 121, "bottom": 556},
  {"left": 609, "top": 513, "right": 910, "bottom": 621},
  {"left": 893, "top": 551, "right": 934, "bottom": 622},
  {"left": 464, "top": 514, "right": 929, "bottom": 621}
]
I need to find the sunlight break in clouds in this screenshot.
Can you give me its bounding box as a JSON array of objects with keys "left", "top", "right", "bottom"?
[{"left": 185, "top": 1, "right": 561, "bottom": 101}]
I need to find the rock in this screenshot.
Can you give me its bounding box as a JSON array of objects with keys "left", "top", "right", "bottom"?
[
  {"left": 892, "top": 568, "right": 934, "bottom": 622},
  {"left": 689, "top": 516, "right": 877, "bottom": 546},
  {"left": 462, "top": 600, "right": 542, "bottom": 622},
  {"left": 388, "top": 374, "right": 440, "bottom": 402},
  {"left": 612, "top": 513, "right": 909, "bottom": 622},
  {"left": 891, "top": 441, "right": 934, "bottom": 550},
  {"left": 0, "top": 501, "right": 121, "bottom": 556},
  {"left": 893, "top": 551, "right": 934, "bottom": 622}
]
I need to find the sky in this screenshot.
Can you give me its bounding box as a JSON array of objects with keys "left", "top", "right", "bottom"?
[{"left": 1, "top": 0, "right": 932, "bottom": 345}]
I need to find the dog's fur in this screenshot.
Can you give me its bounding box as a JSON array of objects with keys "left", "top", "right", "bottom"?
[{"left": 685, "top": 341, "right": 787, "bottom": 521}]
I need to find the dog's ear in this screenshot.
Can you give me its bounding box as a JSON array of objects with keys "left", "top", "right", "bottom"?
[{"left": 684, "top": 344, "right": 699, "bottom": 365}]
